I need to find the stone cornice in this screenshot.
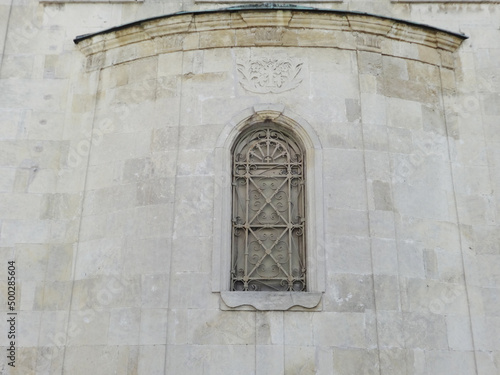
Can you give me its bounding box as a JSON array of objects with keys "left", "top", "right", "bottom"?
[{"left": 74, "top": 5, "right": 467, "bottom": 70}]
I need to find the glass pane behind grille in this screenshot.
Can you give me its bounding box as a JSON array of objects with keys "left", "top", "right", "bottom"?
[{"left": 231, "top": 126, "right": 306, "bottom": 291}]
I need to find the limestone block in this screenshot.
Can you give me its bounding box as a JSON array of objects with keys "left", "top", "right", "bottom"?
[
  {"left": 142, "top": 274, "right": 170, "bottom": 309},
  {"left": 371, "top": 180, "right": 393, "bottom": 211},
  {"left": 472, "top": 316, "right": 500, "bottom": 350},
  {"left": 425, "top": 350, "right": 476, "bottom": 375},
  {"left": 0, "top": 220, "right": 51, "bottom": 247},
  {"left": 324, "top": 274, "right": 375, "bottom": 313},
  {"left": 476, "top": 350, "right": 500, "bottom": 375},
  {"left": 78, "top": 213, "right": 107, "bottom": 241},
  {"left": 14, "top": 243, "right": 48, "bottom": 281},
  {"left": 313, "top": 122, "right": 363, "bottom": 150},
  {"left": 123, "top": 237, "right": 170, "bottom": 275},
  {"left": 71, "top": 276, "right": 141, "bottom": 310},
  {"left": 324, "top": 176, "right": 367, "bottom": 210},
  {"left": 256, "top": 345, "right": 284, "bottom": 374},
  {"left": 139, "top": 309, "right": 168, "bottom": 345},
  {"left": 173, "top": 176, "right": 213, "bottom": 237},
  {"left": 329, "top": 208, "right": 369, "bottom": 237},
  {"left": 283, "top": 312, "right": 314, "bottom": 346},
  {"left": 446, "top": 315, "right": 474, "bottom": 351},
  {"left": 387, "top": 127, "right": 413, "bottom": 154},
  {"left": 397, "top": 241, "right": 425, "bottom": 279},
  {"left": 362, "top": 124, "right": 388, "bottom": 151},
  {"left": 387, "top": 98, "right": 422, "bottom": 130},
  {"left": 323, "top": 148, "right": 365, "bottom": 181},
  {"left": 133, "top": 204, "right": 174, "bottom": 239},
  {"left": 40, "top": 193, "right": 82, "bottom": 220},
  {"left": 371, "top": 238, "right": 399, "bottom": 275},
  {"left": 18, "top": 280, "right": 35, "bottom": 311},
  {"left": 313, "top": 312, "right": 368, "bottom": 347},
  {"left": 188, "top": 309, "right": 255, "bottom": 345},
  {"left": 199, "top": 30, "right": 235, "bottom": 49},
  {"left": 169, "top": 272, "right": 211, "bottom": 309},
  {"left": 34, "top": 281, "right": 72, "bottom": 311},
  {"left": 327, "top": 235, "right": 372, "bottom": 275},
  {"left": 108, "top": 307, "right": 140, "bottom": 345},
  {"left": 158, "top": 51, "right": 183, "bottom": 76},
  {"left": 378, "top": 348, "right": 409, "bottom": 375},
  {"left": 17, "top": 311, "right": 42, "bottom": 347},
  {"left": 82, "top": 184, "right": 136, "bottom": 216},
  {"left": 136, "top": 177, "right": 174, "bottom": 205},
  {"left": 74, "top": 237, "right": 124, "bottom": 278},
  {"left": 167, "top": 309, "right": 188, "bottom": 345},
  {"left": 360, "top": 93, "right": 387, "bottom": 125},
  {"left": 374, "top": 275, "right": 401, "bottom": 311},
  {"left": 402, "top": 312, "right": 448, "bottom": 350},
  {"left": 138, "top": 345, "right": 165, "bottom": 374},
  {"left": 122, "top": 158, "right": 155, "bottom": 184},
  {"left": 38, "top": 310, "right": 68, "bottom": 346},
  {"left": 284, "top": 346, "right": 316, "bottom": 374},
  {"left": 377, "top": 311, "right": 404, "bottom": 348},
  {"left": 0, "top": 167, "right": 15, "bottom": 192},
  {"left": 396, "top": 216, "right": 460, "bottom": 251},
  {"left": 165, "top": 344, "right": 255, "bottom": 375},
  {"left": 392, "top": 183, "right": 450, "bottom": 221},
  {"left": 421, "top": 104, "right": 446, "bottom": 135},
  {"left": 63, "top": 345, "right": 138, "bottom": 375},
  {"left": 256, "top": 311, "right": 283, "bottom": 345},
  {"left": 332, "top": 348, "right": 379, "bottom": 375},
  {"left": 171, "top": 236, "right": 212, "bottom": 273},
  {"left": 156, "top": 75, "right": 181, "bottom": 99},
  {"left": 7, "top": 347, "right": 37, "bottom": 375},
  {"left": 176, "top": 150, "right": 214, "bottom": 177},
  {"left": 404, "top": 278, "right": 469, "bottom": 315}
]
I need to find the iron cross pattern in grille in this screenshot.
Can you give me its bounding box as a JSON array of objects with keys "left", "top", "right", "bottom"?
[{"left": 231, "top": 127, "right": 306, "bottom": 291}]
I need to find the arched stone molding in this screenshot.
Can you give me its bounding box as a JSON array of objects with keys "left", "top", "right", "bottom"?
[
  {"left": 212, "top": 104, "right": 325, "bottom": 311},
  {"left": 74, "top": 6, "right": 467, "bottom": 71}
]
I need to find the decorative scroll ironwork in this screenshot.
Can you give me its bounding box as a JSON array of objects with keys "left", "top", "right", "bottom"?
[{"left": 231, "top": 125, "right": 306, "bottom": 291}]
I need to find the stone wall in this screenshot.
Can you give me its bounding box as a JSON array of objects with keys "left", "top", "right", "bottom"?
[{"left": 0, "top": 1, "right": 499, "bottom": 374}]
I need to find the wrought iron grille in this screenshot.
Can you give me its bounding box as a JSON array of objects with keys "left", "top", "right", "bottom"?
[{"left": 231, "top": 125, "right": 306, "bottom": 291}]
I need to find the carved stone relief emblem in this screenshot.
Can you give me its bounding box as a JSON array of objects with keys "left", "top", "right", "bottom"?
[{"left": 236, "top": 57, "right": 304, "bottom": 94}]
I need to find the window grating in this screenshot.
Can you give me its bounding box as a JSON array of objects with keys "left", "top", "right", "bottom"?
[{"left": 231, "top": 125, "right": 306, "bottom": 291}]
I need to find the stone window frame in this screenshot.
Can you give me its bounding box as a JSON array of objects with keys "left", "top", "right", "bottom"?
[{"left": 212, "top": 104, "right": 325, "bottom": 311}]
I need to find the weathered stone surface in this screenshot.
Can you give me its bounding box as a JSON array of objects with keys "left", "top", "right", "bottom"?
[{"left": 1, "top": 3, "right": 498, "bottom": 374}]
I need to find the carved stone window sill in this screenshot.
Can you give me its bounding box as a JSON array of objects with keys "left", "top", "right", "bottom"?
[{"left": 220, "top": 291, "right": 323, "bottom": 311}]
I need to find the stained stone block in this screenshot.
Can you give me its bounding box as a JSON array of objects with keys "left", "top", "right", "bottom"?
[
  {"left": 188, "top": 309, "right": 255, "bottom": 345},
  {"left": 374, "top": 275, "right": 401, "bottom": 311},
  {"left": 256, "top": 311, "right": 283, "bottom": 345},
  {"left": 402, "top": 312, "right": 448, "bottom": 350},
  {"left": 34, "top": 281, "right": 72, "bottom": 311}
]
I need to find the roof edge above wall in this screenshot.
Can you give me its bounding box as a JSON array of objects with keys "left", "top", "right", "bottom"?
[
  {"left": 74, "top": 4, "right": 468, "bottom": 69},
  {"left": 74, "top": 4, "right": 467, "bottom": 45}
]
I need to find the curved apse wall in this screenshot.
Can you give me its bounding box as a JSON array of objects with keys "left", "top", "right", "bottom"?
[{"left": 67, "top": 5, "right": 470, "bottom": 373}]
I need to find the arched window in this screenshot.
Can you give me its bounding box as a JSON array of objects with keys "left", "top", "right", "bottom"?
[{"left": 231, "top": 125, "right": 306, "bottom": 291}]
